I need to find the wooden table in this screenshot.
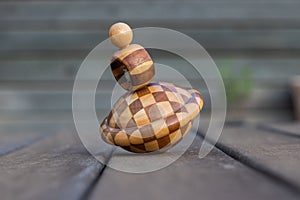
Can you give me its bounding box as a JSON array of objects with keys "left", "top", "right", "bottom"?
[{"left": 1, "top": 120, "right": 300, "bottom": 200}]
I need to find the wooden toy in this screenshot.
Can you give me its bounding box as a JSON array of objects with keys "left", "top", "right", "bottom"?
[{"left": 100, "top": 22, "right": 204, "bottom": 153}]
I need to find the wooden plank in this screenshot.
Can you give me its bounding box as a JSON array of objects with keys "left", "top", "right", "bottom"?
[
  {"left": 1, "top": 2, "right": 300, "bottom": 21},
  {"left": 0, "top": 126, "right": 112, "bottom": 200},
  {"left": 90, "top": 133, "right": 300, "bottom": 200},
  {"left": 225, "top": 109, "right": 293, "bottom": 123},
  {"left": 1, "top": 49, "right": 299, "bottom": 61},
  {"left": 3, "top": 0, "right": 300, "bottom": 3},
  {"left": 0, "top": 110, "right": 74, "bottom": 125},
  {"left": 0, "top": 87, "right": 291, "bottom": 110},
  {"left": 258, "top": 123, "right": 300, "bottom": 137},
  {"left": 209, "top": 126, "right": 300, "bottom": 191},
  {"left": 1, "top": 29, "right": 300, "bottom": 51},
  {"left": 0, "top": 126, "right": 54, "bottom": 156},
  {"left": 0, "top": 60, "right": 81, "bottom": 81},
  {"left": 3, "top": 0, "right": 300, "bottom": 2},
  {"left": 0, "top": 57, "right": 299, "bottom": 83},
  {"left": 3, "top": 19, "right": 300, "bottom": 32}
]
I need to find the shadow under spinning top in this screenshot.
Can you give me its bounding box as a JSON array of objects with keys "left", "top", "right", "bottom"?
[{"left": 100, "top": 22, "right": 204, "bottom": 153}]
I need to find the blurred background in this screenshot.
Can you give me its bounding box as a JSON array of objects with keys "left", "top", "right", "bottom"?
[
  {"left": 1, "top": 0, "right": 300, "bottom": 129},
  {"left": 1, "top": 1, "right": 300, "bottom": 200}
]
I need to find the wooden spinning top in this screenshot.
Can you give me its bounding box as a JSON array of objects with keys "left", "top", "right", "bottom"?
[{"left": 100, "top": 22, "right": 204, "bottom": 153}]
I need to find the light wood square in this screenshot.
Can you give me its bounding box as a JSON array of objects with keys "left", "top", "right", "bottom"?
[
  {"left": 149, "top": 85, "right": 164, "bottom": 93},
  {"left": 133, "top": 109, "right": 150, "bottom": 126},
  {"left": 114, "top": 131, "right": 130, "bottom": 146},
  {"left": 118, "top": 107, "right": 133, "bottom": 128},
  {"left": 156, "top": 101, "right": 174, "bottom": 117},
  {"left": 166, "top": 91, "right": 185, "bottom": 104},
  {"left": 169, "top": 129, "right": 182, "bottom": 144},
  {"left": 140, "top": 94, "right": 156, "bottom": 107},
  {"left": 152, "top": 120, "right": 170, "bottom": 139},
  {"left": 144, "top": 140, "right": 159, "bottom": 152},
  {"left": 125, "top": 92, "right": 139, "bottom": 105},
  {"left": 129, "top": 130, "right": 144, "bottom": 144}
]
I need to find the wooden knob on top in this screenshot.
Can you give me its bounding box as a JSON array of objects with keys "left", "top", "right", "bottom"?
[{"left": 109, "top": 22, "right": 133, "bottom": 48}]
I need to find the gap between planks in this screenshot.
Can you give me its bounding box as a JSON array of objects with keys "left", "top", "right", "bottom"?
[
  {"left": 78, "top": 148, "right": 115, "bottom": 200},
  {"left": 256, "top": 123, "right": 300, "bottom": 139},
  {"left": 88, "top": 127, "right": 300, "bottom": 200},
  {"left": 198, "top": 124, "right": 300, "bottom": 195},
  {"left": 0, "top": 126, "right": 114, "bottom": 200},
  {"left": 2, "top": 123, "right": 299, "bottom": 199}
]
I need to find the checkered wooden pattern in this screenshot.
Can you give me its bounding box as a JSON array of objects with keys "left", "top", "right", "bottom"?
[
  {"left": 100, "top": 82, "right": 204, "bottom": 153},
  {"left": 111, "top": 44, "right": 155, "bottom": 91}
]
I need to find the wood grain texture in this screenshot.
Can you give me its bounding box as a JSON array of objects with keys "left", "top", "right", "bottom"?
[
  {"left": 3, "top": 17, "right": 300, "bottom": 32},
  {"left": 101, "top": 82, "right": 203, "bottom": 153},
  {"left": 0, "top": 127, "right": 112, "bottom": 200},
  {"left": 0, "top": 126, "right": 54, "bottom": 156},
  {"left": 1, "top": 57, "right": 299, "bottom": 82},
  {"left": 109, "top": 22, "right": 133, "bottom": 48},
  {"left": 258, "top": 123, "right": 300, "bottom": 137},
  {"left": 90, "top": 133, "right": 300, "bottom": 200},
  {"left": 111, "top": 44, "right": 154, "bottom": 91},
  {"left": 210, "top": 126, "right": 300, "bottom": 191},
  {"left": 2, "top": 30, "right": 300, "bottom": 51},
  {"left": 1, "top": 2, "right": 300, "bottom": 21}
]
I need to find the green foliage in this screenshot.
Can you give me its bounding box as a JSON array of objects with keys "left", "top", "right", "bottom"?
[{"left": 220, "top": 64, "right": 253, "bottom": 106}]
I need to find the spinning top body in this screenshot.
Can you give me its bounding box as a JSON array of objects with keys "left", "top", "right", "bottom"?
[
  {"left": 99, "top": 22, "right": 204, "bottom": 153},
  {"left": 101, "top": 82, "right": 204, "bottom": 153}
]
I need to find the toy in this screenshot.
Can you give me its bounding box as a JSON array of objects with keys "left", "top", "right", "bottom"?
[{"left": 100, "top": 22, "right": 204, "bottom": 153}]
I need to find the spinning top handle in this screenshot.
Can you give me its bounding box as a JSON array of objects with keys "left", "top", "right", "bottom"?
[{"left": 108, "top": 22, "right": 155, "bottom": 92}]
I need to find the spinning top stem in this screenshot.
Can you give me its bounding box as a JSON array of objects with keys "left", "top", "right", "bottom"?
[{"left": 109, "top": 22, "right": 155, "bottom": 92}]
